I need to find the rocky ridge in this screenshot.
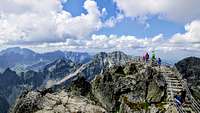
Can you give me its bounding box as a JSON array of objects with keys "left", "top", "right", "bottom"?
[
  {"left": 0, "top": 51, "right": 131, "bottom": 113},
  {"left": 11, "top": 60, "right": 168, "bottom": 113}
]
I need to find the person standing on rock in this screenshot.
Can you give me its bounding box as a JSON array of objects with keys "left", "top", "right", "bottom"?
[
  {"left": 143, "top": 52, "right": 149, "bottom": 63},
  {"left": 143, "top": 53, "right": 146, "bottom": 62},
  {"left": 158, "top": 58, "right": 161, "bottom": 68},
  {"left": 152, "top": 51, "right": 156, "bottom": 61},
  {"left": 145, "top": 52, "right": 149, "bottom": 63}
]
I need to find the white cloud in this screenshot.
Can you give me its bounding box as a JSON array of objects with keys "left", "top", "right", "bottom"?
[
  {"left": 26, "top": 20, "right": 200, "bottom": 58},
  {"left": 55, "top": 0, "right": 102, "bottom": 39},
  {"left": 26, "top": 34, "right": 164, "bottom": 52},
  {"left": 0, "top": 0, "right": 109, "bottom": 45},
  {"left": 0, "top": 0, "right": 63, "bottom": 14},
  {"left": 16, "top": 18, "right": 200, "bottom": 61},
  {"left": 114, "top": 0, "right": 200, "bottom": 23},
  {"left": 170, "top": 20, "right": 200, "bottom": 44}
]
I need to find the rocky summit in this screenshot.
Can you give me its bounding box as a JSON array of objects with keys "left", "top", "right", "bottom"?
[
  {"left": 11, "top": 61, "right": 169, "bottom": 113},
  {"left": 8, "top": 56, "right": 200, "bottom": 113}
]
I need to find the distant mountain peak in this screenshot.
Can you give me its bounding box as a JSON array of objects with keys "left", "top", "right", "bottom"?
[
  {"left": 0, "top": 47, "right": 91, "bottom": 70},
  {"left": 3, "top": 68, "right": 15, "bottom": 74},
  {"left": 0, "top": 47, "right": 36, "bottom": 58}
]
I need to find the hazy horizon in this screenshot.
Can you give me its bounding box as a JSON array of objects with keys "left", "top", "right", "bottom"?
[{"left": 1, "top": 46, "right": 199, "bottom": 64}]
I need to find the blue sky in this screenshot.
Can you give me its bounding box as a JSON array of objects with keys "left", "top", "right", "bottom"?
[
  {"left": 62, "top": 0, "right": 185, "bottom": 38},
  {"left": 0, "top": 0, "right": 200, "bottom": 61}
]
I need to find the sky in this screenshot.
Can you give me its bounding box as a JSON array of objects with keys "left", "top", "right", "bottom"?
[{"left": 0, "top": 0, "right": 200, "bottom": 61}]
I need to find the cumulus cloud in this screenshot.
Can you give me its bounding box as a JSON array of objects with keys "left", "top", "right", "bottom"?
[
  {"left": 24, "top": 20, "right": 200, "bottom": 57},
  {"left": 114, "top": 0, "right": 200, "bottom": 23},
  {"left": 0, "top": 0, "right": 113, "bottom": 45},
  {"left": 55, "top": 0, "right": 102, "bottom": 39},
  {"left": 170, "top": 20, "right": 200, "bottom": 44},
  {"left": 25, "top": 33, "right": 164, "bottom": 53}
]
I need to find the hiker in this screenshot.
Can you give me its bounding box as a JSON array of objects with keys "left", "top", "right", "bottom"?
[
  {"left": 143, "top": 54, "right": 146, "bottom": 62},
  {"left": 174, "top": 91, "right": 186, "bottom": 106},
  {"left": 175, "top": 93, "right": 182, "bottom": 106},
  {"left": 158, "top": 58, "right": 161, "bottom": 68},
  {"left": 145, "top": 52, "right": 149, "bottom": 63},
  {"left": 151, "top": 51, "right": 156, "bottom": 61},
  {"left": 180, "top": 90, "right": 186, "bottom": 104}
]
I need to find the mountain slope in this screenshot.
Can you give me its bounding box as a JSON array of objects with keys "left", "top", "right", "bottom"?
[
  {"left": 52, "top": 51, "right": 131, "bottom": 87},
  {"left": 11, "top": 61, "right": 167, "bottom": 113},
  {"left": 0, "top": 58, "right": 80, "bottom": 113},
  {"left": 175, "top": 57, "right": 200, "bottom": 99},
  {"left": 0, "top": 47, "right": 37, "bottom": 69}
]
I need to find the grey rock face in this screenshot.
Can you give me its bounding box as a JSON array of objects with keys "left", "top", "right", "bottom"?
[
  {"left": 0, "top": 51, "right": 128, "bottom": 113},
  {"left": 80, "top": 51, "right": 131, "bottom": 81},
  {"left": 0, "top": 58, "right": 79, "bottom": 113},
  {"left": 11, "top": 61, "right": 167, "bottom": 113},
  {"left": 175, "top": 57, "right": 200, "bottom": 99},
  {"left": 92, "top": 62, "right": 166, "bottom": 112},
  {"left": 11, "top": 82, "right": 106, "bottom": 113},
  {"left": 11, "top": 91, "right": 42, "bottom": 113},
  {"left": 43, "top": 58, "right": 80, "bottom": 79}
]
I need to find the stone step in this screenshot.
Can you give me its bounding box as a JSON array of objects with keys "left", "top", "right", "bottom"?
[
  {"left": 165, "top": 79, "right": 179, "bottom": 82},
  {"left": 166, "top": 81, "right": 181, "bottom": 84},
  {"left": 167, "top": 91, "right": 182, "bottom": 96},
  {"left": 167, "top": 86, "right": 183, "bottom": 89},
  {"left": 167, "top": 83, "right": 182, "bottom": 86},
  {"left": 167, "top": 88, "right": 183, "bottom": 92},
  {"left": 166, "top": 81, "right": 182, "bottom": 84},
  {"left": 165, "top": 73, "right": 177, "bottom": 76},
  {"left": 166, "top": 83, "right": 182, "bottom": 87},
  {"left": 165, "top": 79, "right": 180, "bottom": 82},
  {"left": 165, "top": 78, "right": 179, "bottom": 81}
]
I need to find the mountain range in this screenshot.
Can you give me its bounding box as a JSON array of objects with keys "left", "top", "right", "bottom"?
[
  {"left": 0, "top": 47, "right": 91, "bottom": 72},
  {"left": 0, "top": 48, "right": 132, "bottom": 113},
  {"left": 10, "top": 56, "right": 200, "bottom": 113},
  {"left": 0, "top": 47, "right": 199, "bottom": 113}
]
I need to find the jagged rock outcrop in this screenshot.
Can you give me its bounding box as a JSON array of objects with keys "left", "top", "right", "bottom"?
[
  {"left": 175, "top": 57, "right": 200, "bottom": 99},
  {"left": 0, "top": 51, "right": 130, "bottom": 113},
  {"left": 43, "top": 58, "right": 80, "bottom": 79},
  {"left": 0, "top": 58, "right": 80, "bottom": 113},
  {"left": 52, "top": 51, "right": 131, "bottom": 87},
  {"left": 11, "top": 77, "right": 106, "bottom": 113},
  {"left": 11, "top": 61, "right": 167, "bottom": 113},
  {"left": 92, "top": 62, "right": 166, "bottom": 112},
  {"left": 76, "top": 51, "right": 131, "bottom": 81}
]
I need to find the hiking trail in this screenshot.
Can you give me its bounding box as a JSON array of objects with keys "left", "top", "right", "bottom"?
[{"left": 159, "top": 66, "right": 200, "bottom": 113}]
